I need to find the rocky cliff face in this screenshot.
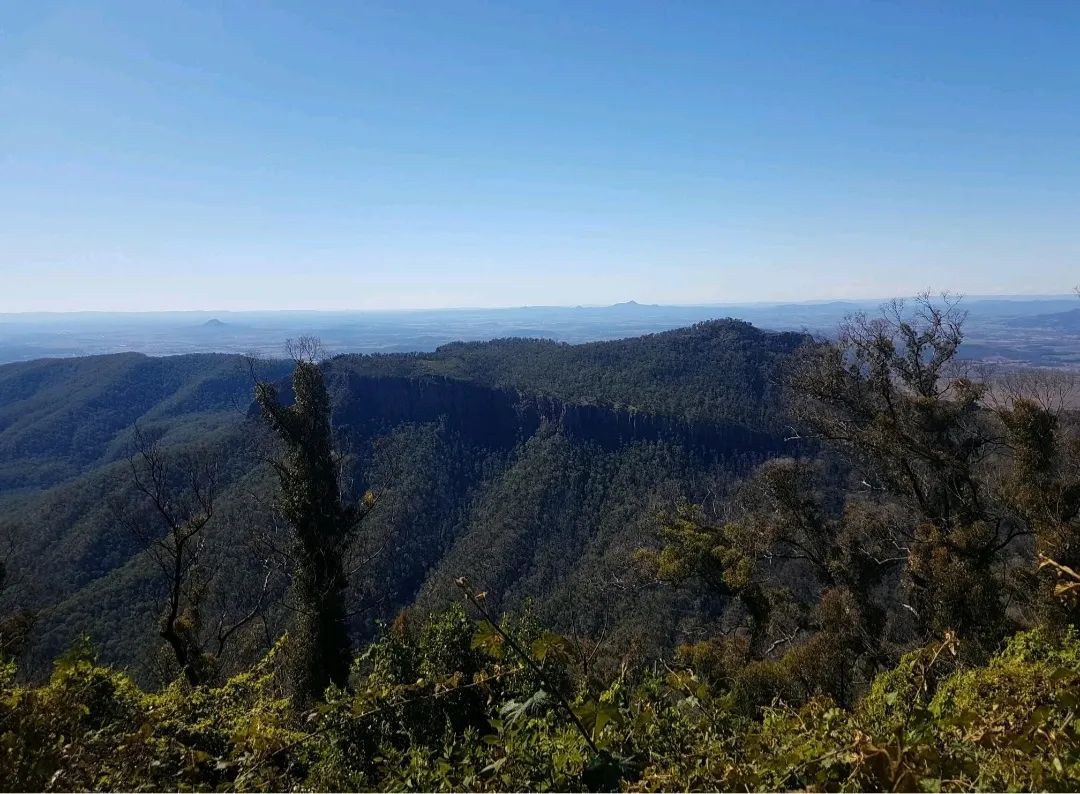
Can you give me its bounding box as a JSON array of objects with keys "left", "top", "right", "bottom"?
[{"left": 325, "top": 370, "right": 787, "bottom": 458}]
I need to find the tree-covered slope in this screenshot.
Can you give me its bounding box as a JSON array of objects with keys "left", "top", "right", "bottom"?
[
  {"left": 336, "top": 319, "right": 809, "bottom": 429},
  {"left": 0, "top": 353, "right": 293, "bottom": 491},
  {"left": 0, "top": 321, "right": 809, "bottom": 674},
  {"left": 6, "top": 303, "right": 1080, "bottom": 791}
]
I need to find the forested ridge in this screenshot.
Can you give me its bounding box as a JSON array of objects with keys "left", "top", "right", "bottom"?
[
  {"left": 0, "top": 319, "right": 799, "bottom": 673},
  {"left": 333, "top": 318, "right": 804, "bottom": 430},
  {"left": 3, "top": 306, "right": 1080, "bottom": 791}
]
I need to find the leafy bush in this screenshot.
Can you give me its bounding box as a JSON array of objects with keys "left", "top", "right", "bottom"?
[{"left": 4, "top": 612, "right": 1080, "bottom": 792}]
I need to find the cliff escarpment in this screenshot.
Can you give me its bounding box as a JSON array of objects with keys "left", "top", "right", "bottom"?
[{"left": 324, "top": 370, "right": 790, "bottom": 460}]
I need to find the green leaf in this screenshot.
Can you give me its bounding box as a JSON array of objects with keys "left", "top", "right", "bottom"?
[
  {"left": 573, "top": 701, "right": 598, "bottom": 733},
  {"left": 500, "top": 690, "right": 551, "bottom": 726},
  {"left": 471, "top": 622, "right": 505, "bottom": 659},
  {"left": 481, "top": 757, "right": 508, "bottom": 775},
  {"left": 592, "top": 700, "right": 624, "bottom": 738},
  {"left": 632, "top": 708, "right": 655, "bottom": 732},
  {"left": 531, "top": 632, "right": 574, "bottom": 663}
]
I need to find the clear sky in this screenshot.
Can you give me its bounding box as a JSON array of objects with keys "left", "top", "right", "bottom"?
[{"left": 2, "top": 1, "right": 1078, "bottom": 312}]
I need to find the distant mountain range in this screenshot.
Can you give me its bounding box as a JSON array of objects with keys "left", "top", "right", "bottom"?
[
  {"left": 0, "top": 296, "right": 1078, "bottom": 367},
  {"left": 1002, "top": 308, "right": 1080, "bottom": 332}
]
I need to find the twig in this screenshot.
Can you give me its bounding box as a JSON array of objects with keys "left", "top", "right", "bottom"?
[{"left": 455, "top": 577, "right": 600, "bottom": 755}]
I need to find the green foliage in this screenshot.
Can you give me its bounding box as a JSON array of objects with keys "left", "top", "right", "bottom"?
[
  {"left": 0, "top": 635, "right": 308, "bottom": 792},
  {"left": 3, "top": 607, "right": 1080, "bottom": 791},
  {"left": 0, "top": 353, "right": 292, "bottom": 491},
  {"left": 5, "top": 307, "right": 1080, "bottom": 791},
  {"left": 339, "top": 319, "right": 806, "bottom": 430},
  {"left": 0, "top": 321, "right": 795, "bottom": 677},
  {"left": 256, "top": 358, "right": 375, "bottom": 702}
]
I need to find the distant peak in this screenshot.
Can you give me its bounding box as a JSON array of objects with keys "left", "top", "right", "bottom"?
[
  {"left": 611, "top": 300, "right": 655, "bottom": 308},
  {"left": 202, "top": 318, "right": 227, "bottom": 327}
]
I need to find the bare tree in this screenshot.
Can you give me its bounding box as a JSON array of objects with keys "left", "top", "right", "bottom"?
[
  {"left": 110, "top": 426, "right": 269, "bottom": 686},
  {"left": 987, "top": 367, "right": 1080, "bottom": 417},
  {"left": 285, "top": 335, "right": 326, "bottom": 365}
]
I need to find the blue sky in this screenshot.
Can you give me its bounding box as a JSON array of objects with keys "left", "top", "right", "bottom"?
[{"left": 2, "top": 1, "right": 1078, "bottom": 312}]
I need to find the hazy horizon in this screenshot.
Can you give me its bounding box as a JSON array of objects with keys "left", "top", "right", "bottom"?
[
  {"left": 2, "top": 292, "right": 1079, "bottom": 369},
  {"left": 4, "top": 3, "right": 1079, "bottom": 313},
  {"left": 2, "top": 292, "right": 1077, "bottom": 319}
]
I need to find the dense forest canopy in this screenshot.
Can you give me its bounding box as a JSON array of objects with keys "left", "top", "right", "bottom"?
[
  {"left": 334, "top": 318, "right": 807, "bottom": 429},
  {"left": 0, "top": 319, "right": 800, "bottom": 674},
  {"left": 3, "top": 303, "right": 1080, "bottom": 791}
]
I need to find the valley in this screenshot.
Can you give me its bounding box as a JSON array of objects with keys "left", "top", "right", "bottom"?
[{"left": 0, "top": 320, "right": 802, "bottom": 674}]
